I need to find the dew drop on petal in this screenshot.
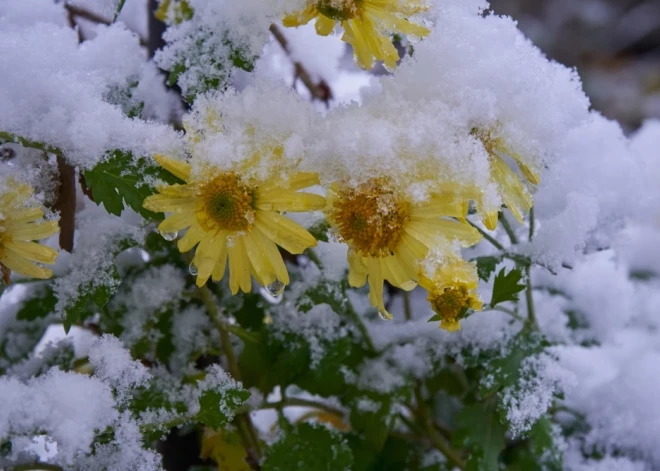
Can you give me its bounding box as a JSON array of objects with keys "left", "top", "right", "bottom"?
[
  {"left": 265, "top": 279, "right": 286, "bottom": 297},
  {"left": 160, "top": 230, "right": 178, "bottom": 241},
  {"left": 189, "top": 261, "right": 198, "bottom": 276},
  {"left": 378, "top": 309, "right": 393, "bottom": 320}
]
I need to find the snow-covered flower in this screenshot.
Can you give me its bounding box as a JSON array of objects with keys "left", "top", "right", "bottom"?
[
  {"left": 473, "top": 127, "right": 540, "bottom": 230},
  {"left": 143, "top": 154, "right": 325, "bottom": 292},
  {"left": 283, "top": 0, "right": 430, "bottom": 70},
  {"left": 419, "top": 257, "right": 482, "bottom": 332},
  {"left": 325, "top": 177, "right": 481, "bottom": 318},
  {"left": 0, "top": 181, "right": 59, "bottom": 282}
]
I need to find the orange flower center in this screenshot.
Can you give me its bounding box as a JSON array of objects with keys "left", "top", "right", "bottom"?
[
  {"left": 316, "top": 0, "right": 358, "bottom": 20},
  {"left": 196, "top": 173, "right": 255, "bottom": 232},
  {"left": 331, "top": 178, "right": 410, "bottom": 258},
  {"left": 428, "top": 285, "right": 470, "bottom": 322}
]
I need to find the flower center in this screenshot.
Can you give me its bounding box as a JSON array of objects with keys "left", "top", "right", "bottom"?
[
  {"left": 428, "top": 285, "right": 470, "bottom": 322},
  {"left": 196, "top": 173, "right": 255, "bottom": 232},
  {"left": 331, "top": 178, "right": 410, "bottom": 258},
  {"left": 316, "top": 0, "right": 358, "bottom": 20}
]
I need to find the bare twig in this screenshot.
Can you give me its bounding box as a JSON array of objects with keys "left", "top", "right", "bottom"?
[
  {"left": 64, "top": 3, "right": 148, "bottom": 47},
  {"left": 53, "top": 155, "right": 76, "bottom": 252},
  {"left": 269, "top": 24, "right": 333, "bottom": 107}
]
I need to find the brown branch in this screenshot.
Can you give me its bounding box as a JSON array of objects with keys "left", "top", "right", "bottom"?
[
  {"left": 53, "top": 155, "right": 76, "bottom": 252},
  {"left": 269, "top": 24, "right": 333, "bottom": 106},
  {"left": 64, "top": 3, "right": 148, "bottom": 47}
]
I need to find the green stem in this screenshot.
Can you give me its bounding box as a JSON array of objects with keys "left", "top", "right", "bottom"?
[
  {"left": 524, "top": 265, "right": 538, "bottom": 329},
  {"left": 488, "top": 305, "right": 525, "bottom": 323},
  {"left": 403, "top": 290, "right": 413, "bottom": 321},
  {"left": 528, "top": 206, "right": 535, "bottom": 242},
  {"left": 0, "top": 131, "right": 62, "bottom": 155},
  {"left": 412, "top": 388, "right": 465, "bottom": 470},
  {"left": 197, "top": 285, "right": 262, "bottom": 459},
  {"left": 498, "top": 213, "right": 519, "bottom": 245},
  {"left": 468, "top": 220, "right": 505, "bottom": 251},
  {"left": 341, "top": 281, "right": 377, "bottom": 354}
]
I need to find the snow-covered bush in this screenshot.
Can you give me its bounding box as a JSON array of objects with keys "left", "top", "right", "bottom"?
[{"left": 1, "top": 0, "right": 659, "bottom": 470}]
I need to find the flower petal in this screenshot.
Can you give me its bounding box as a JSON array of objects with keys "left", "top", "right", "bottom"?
[
  {"left": 1, "top": 248, "right": 52, "bottom": 279},
  {"left": 4, "top": 240, "right": 58, "bottom": 264},
  {"left": 228, "top": 236, "right": 252, "bottom": 294},
  {"left": 254, "top": 211, "right": 317, "bottom": 254},
  {"left": 7, "top": 220, "right": 59, "bottom": 241},
  {"left": 154, "top": 154, "right": 191, "bottom": 182}
]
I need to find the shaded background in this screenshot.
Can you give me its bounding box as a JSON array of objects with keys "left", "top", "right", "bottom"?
[{"left": 489, "top": 0, "right": 660, "bottom": 131}]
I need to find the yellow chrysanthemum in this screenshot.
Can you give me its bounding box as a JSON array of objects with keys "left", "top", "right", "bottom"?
[
  {"left": 283, "top": 0, "right": 430, "bottom": 70},
  {"left": 473, "top": 128, "right": 541, "bottom": 230},
  {"left": 143, "top": 155, "right": 326, "bottom": 293},
  {"left": 419, "top": 258, "right": 482, "bottom": 332},
  {"left": 325, "top": 177, "right": 481, "bottom": 319},
  {"left": 0, "top": 182, "right": 59, "bottom": 282}
]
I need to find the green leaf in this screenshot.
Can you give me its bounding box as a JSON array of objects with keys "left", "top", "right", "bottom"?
[
  {"left": 262, "top": 423, "right": 353, "bottom": 471},
  {"left": 349, "top": 394, "right": 393, "bottom": 451},
  {"left": 479, "top": 331, "right": 547, "bottom": 397},
  {"left": 63, "top": 268, "right": 119, "bottom": 333},
  {"left": 0, "top": 130, "right": 62, "bottom": 155},
  {"left": 196, "top": 388, "right": 250, "bottom": 430},
  {"left": 474, "top": 256, "right": 502, "bottom": 281},
  {"left": 16, "top": 285, "right": 56, "bottom": 321},
  {"left": 528, "top": 416, "right": 562, "bottom": 471},
  {"left": 453, "top": 402, "right": 506, "bottom": 471},
  {"left": 490, "top": 267, "right": 526, "bottom": 307},
  {"left": 307, "top": 220, "right": 330, "bottom": 243},
  {"left": 83, "top": 150, "right": 183, "bottom": 220}
]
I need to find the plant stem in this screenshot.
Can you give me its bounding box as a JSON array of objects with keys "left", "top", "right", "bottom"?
[
  {"left": 498, "top": 213, "right": 518, "bottom": 245},
  {"left": 341, "top": 281, "right": 377, "bottom": 354},
  {"left": 403, "top": 290, "right": 413, "bottom": 321},
  {"left": 468, "top": 220, "right": 505, "bottom": 251},
  {"left": 412, "top": 388, "right": 465, "bottom": 470},
  {"left": 528, "top": 206, "right": 535, "bottom": 241},
  {"left": 524, "top": 265, "right": 538, "bottom": 329},
  {"left": 488, "top": 305, "right": 526, "bottom": 323},
  {"left": 197, "top": 285, "right": 262, "bottom": 460}
]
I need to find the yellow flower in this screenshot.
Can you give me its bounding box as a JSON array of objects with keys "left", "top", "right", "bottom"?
[
  {"left": 325, "top": 177, "right": 481, "bottom": 319},
  {"left": 419, "top": 258, "right": 482, "bottom": 332},
  {"left": 473, "top": 128, "right": 541, "bottom": 230},
  {"left": 0, "top": 182, "right": 59, "bottom": 282},
  {"left": 143, "top": 155, "right": 326, "bottom": 293},
  {"left": 283, "top": 0, "right": 430, "bottom": 70}
]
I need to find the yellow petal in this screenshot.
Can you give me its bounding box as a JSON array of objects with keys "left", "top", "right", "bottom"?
[
  {"left": 255, "top": 190, "right": 326, "bottom": 212},
  {"left": 143, "top": 194, "right": 196, "bottom": 213},
  {"left": 253, "top": 227, "right": 289, "bottom": 285},
  {"left": 7, "top": 220, "right": 59, "bottom": 241},
  {"left": 0, "top": 249, "right": 52, "bottom": 279},
  {"left": 382, "top": 255, "right": 416, "bottom": 291},
  {"left": 259, "top": 172, "right": 320, "bottom": 192},
  {"left": 178, "top": 223, "right": 206, "bottom": 252},
  {"left": 153, "top": 154, "right": 191, "bottom": 182},
  {"left": 315, "top": 15, "right": 336, "bottom": 35},
  {"left": 282, "top": 5, "right": 318, "bottom": 27},
  {"left": 484, "top": 212, "right": 499, "bottom": 231},
  {"left": 193, "top": 234, "right": 226, "bottom": 287},
  {"left": 228, "top": 237, "right": 252, "bottom": 294},
  {"left": 243, "top": 231, "right": 277, "bottom": 287},
  {"left": 254, "top": 211, "right": 317, "bottom": 254},
  {"left": 347, "top": 249, "right": 368, "bottom": 288},
  {"left": 4, "top": 240, "right": 58, "bottom": 264},
  {"left": 440, "top": 319, "right": 461, "bottom": 332},
  {"left": 5, "top": 207, "right": 44, "bottom": 224},
  {"left": 157, "top": 212, "right": 194, "bottom": 234},
  {"left": 366, "top": 257, "right": 392, "bottom": 319},
  {"left": 343, "top": 19, "right": 374, "bottom": 70},
  {"left": 407, "top": 218, "right": 482, "bottom": 247}
]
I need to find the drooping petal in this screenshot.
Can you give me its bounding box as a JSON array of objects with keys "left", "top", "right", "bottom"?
[
  {"left": 178, "top": 223, "right": 206, "bottom": 252},
  {"left": 254, "top": 211, "right": 317, "bottom": 254},
  {"left": 143, "top": 194, "right": 196, "bottom": 213},
  {"left": 243, "top": 231, "right": 277, "bottom": 287},
  {"left": 253, "top": 226, "right": 289, "bottom": 285},
  {"left": 193, "top": 235, "right": 224, "bottom": 287},
  {"left": 347, "top": 249, "right": 368, "bottom": 287},
  {"left": 315, "top": 15, "right": 336, "bottom": 35},
  {"left": 366, "top": 257, "right": 391, "bottom": 319},
  {"left": 157, "top": 212, "right": 195, "bottom": 234},
  {"left": 227, "top": 236, "right": 252, "bottom": 294}
]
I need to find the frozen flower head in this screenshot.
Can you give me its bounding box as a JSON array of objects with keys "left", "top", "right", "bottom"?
[
  {"left": 325, "top": 176, "right": 481, "bottom": 319},
  {"left": 143, "top": 153, "right": 325, "bottom": 294},
  {"left": 473, "top": 127, "right": 540, "bottom": 230},
  {"left": 0, "top": 180, "right": 59, "bottom": 283},
  {"left": 283, "top": 0, "right": 430, "bottom": 70},
  {"left": 419, "top": 257, "right": 482, "bottom": 332}
]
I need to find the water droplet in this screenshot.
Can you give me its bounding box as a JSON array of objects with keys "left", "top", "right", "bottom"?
[
  {"left": 378, "top": 309, "right": 393, "bottom": 320},
  {"left": 160, "top": 230, "right": 178, "bottom": 241},
  {"left": 265, "top": 280, "right": 286, "bottom": 297},
  {"left": 188, "top": 261, "right": 198, "bottom": 276}
]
